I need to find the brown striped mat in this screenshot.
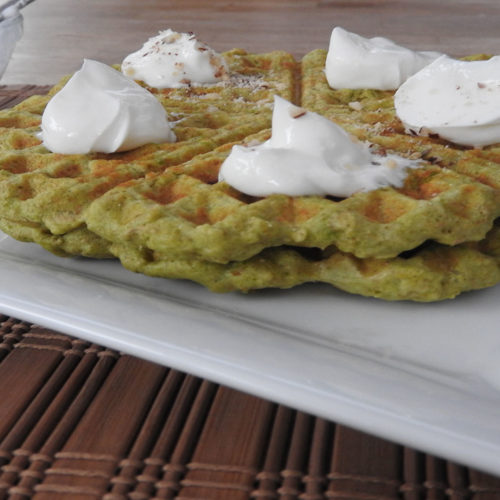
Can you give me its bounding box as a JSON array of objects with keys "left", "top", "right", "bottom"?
[
  {"left": 1, "top": 314, "right": 500, "bottom": 500},
  {"left": 1, "top": 86, "right": 500, "bottom": 500}
]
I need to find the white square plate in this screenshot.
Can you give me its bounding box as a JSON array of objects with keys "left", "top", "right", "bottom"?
[{"left": 1, "top": 231, "right": 500, "bottom": 475}]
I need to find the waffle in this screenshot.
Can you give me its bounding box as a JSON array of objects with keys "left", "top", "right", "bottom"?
[
  {"left": 0, "top": 50, "right": 296, "bottom": 256},
  {"left": 100, "top": 222, "right": 500, "bottom": 302},
  {"left": 84, "top": 133, "right": 500, "bottom": 299},
  {"left": 84, "top": 50, "right": 500, "bottom": 265},
  {"left": 3, "top": 46, "right": 500, "bottom": 301},
  {"left": 85, "top": 124, "right": 500, "bottom": 264},
  {"left": 300, "top": 50, "right": 500, "bottom": 251}
]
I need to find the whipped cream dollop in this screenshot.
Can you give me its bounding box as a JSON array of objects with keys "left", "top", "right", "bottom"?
[
  {"left": 325, "top": 27, "right": 442, "bottom": 90},
  {"left": 395, "top": 55, "right": 500, "bottom": 147},
  {"left": 41, "top": 59, "right": 175, "bottom": 155},
  {"left": 219, "top": 96, "right": 419, "bottom": 198},
  {"left": 121, "top": 29, "right": 228, "bottom": 88}
]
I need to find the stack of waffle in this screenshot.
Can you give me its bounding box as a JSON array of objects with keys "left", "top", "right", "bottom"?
[{"left": 1, "top": 48, "right": 500, "bottom": 301}]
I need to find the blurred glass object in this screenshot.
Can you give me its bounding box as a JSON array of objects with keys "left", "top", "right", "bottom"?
[{"left": 0, "top": 11, "right": 23, "bottom": 80}]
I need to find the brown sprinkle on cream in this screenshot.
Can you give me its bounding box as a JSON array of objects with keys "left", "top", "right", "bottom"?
[
  {"left": 289, "top": 106, "right": 307, "bottom": 119},
  {"left": 162, "top": 32, "right": 182, "bottom": 44}
]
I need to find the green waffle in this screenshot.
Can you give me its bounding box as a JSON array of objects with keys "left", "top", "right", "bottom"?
[
  {"left": 85, "top": 129, "right": 500, "bottom": 263},
  {"left": 0, "top": 50, "right": 296, "bottom": 257},
  {"left": 84, "top": 50, "right": 500, "bottom": 265},
  {"left": 103, "top": 223, "right": 500, "bottom": 302},
  {"left": 2, "top": 46, "right": 500, "bottom": 301}
]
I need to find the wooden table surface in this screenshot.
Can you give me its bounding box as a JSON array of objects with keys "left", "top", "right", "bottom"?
[{"left": 2, "top": 0, "right": 500, "bottom": 85}]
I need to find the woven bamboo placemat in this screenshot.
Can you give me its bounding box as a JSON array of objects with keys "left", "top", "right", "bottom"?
[
  {"left": 0, "top": 315, "right": 500, "bottom": 500},
  {"left": 1, "top": 86, "right": 500, "bottom": 499},
  {"left": 1, "top": 315, "right": 500, "bottom": 500}
]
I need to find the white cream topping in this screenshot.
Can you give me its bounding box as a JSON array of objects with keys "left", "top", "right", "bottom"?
[
  {"left": 395, "top": 55, "right": 500, "bottom": 147},
  {"left": 40, "top": 59, "right": 175, "bottom": 155},
  {"left": 325, "top": 27, "right": 442, "bottom": 90},
  {"left": 219, "top": 96, "right": 419, "bottom": 198},
  {"left": 121, "top": 29, "right": 228, "bottom": 88}
]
